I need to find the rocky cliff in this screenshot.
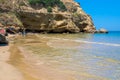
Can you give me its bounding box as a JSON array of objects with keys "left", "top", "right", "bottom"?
[{"left": 0, "top": 0, "right": 96, "bottom": 33}]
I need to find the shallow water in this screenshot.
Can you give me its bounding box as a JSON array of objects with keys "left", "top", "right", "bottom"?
[{"left": 27, "top": 32, "right": 120, "bottom": 80}]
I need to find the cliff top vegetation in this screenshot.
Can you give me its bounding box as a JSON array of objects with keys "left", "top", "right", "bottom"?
[{"left": 28, "top": 0, "right": 67, "bottom": 12}]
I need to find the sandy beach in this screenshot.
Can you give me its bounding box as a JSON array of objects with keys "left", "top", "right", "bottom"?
[
  {"left": 0, "top": 34, "right": 109, "bottom": 80},
  {"left": 0, "top": 45, "right": 24, "bottom": 80},
  {"left": 0, "top": 34, "right": 76, "bottom": 80}
]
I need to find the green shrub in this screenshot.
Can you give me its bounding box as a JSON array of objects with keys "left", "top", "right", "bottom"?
[
  {"left": 28, "top": 0, "right": 40, "bottom": 5},
  {"left": 47, "top": 6, "right": 52, "bottom": 12},
  {"left": 57, "top": 2, "right": 66, "bottom": 11},
  {"left": 28, "top": 0, "right": 67, "bottom": 12}
]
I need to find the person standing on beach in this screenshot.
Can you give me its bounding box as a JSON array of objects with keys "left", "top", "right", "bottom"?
[
  {"left": 19, "top": 28, "right": 26, "bottom": 37},
  {"left": 22, "top": 28, "right": 26, "bottom": 37}
]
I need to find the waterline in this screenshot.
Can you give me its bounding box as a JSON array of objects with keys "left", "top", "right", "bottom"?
[
  {"left": 74, "top": 40, "right": 120, "bottom": 47},
  {"left": 43, "top": 36, "right": 120, "bottom": 47}
]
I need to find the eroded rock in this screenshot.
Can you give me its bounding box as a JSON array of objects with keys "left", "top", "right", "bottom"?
[{"left": 0, "top": 0, "right": 96, "bottom": 33}]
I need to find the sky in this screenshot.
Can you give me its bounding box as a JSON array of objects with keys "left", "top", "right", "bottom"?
[{"left": 75, "top": 0, "right": 120, "bottom": 31}]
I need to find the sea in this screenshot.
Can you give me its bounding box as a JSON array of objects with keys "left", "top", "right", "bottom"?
[
  {"left": 2, "top": 31, "right": 119, "bottom": 80},
  {"left": 33, "top": 31, "right": 120, "bottom": 80}
]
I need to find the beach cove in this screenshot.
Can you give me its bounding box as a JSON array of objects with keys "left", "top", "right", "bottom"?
[{"left": 0, "top": 32, "right": 120, "bottom": 80}]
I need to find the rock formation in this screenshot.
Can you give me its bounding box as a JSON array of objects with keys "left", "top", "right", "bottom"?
[
  {"left": 0, "top": 0, "right": 96, "bottom": 33},
  {"left": 95, "top": 28, "right": 108, "bottom": 33}
]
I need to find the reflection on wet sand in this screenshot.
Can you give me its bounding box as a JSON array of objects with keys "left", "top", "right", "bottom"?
[
  {"left": 9, "top": 45, "right": 38, "bottom": 80},
  {"left": 8, "top": 35, "right": 76, "bottom": 80},
  {"left": 8, "top": 34, "right": 112, "bottom": 80}
]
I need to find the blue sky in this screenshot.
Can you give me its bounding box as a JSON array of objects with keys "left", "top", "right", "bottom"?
[{"left": 75, "top": 0, "right": 120, "bottom": 31}]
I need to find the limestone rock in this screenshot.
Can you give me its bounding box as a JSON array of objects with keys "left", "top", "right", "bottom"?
[
  {"left": 0, "top": 13, "right": 23, "bottom": 27},
  {"left": 98, "top": 28, "right": 108, "bottom": 33},
  {"left": 0, "top": 0, "right": 96, "bottom": 33}
]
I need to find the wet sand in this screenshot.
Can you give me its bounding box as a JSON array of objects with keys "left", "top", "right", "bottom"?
[
  {"left": 0, "top": 34, "right": 109, "bottom": 80},
  {"left": 8, "top": 34, "right": 76, "bottom": 80}
]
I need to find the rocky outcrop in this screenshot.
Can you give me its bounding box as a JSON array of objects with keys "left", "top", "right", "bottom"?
[
  {"left": 0, "top": 34, "right": 8, "bottom": 44},
  {"left": 0, "top": 0, "right": 96, "bottom": 33},
  {"left": 95, "top": 28, "right": 108, "bottom": 33},
  {"left": 0, "top": 0, "right": 26, "bottom": 27},
  {"left": 0, "top": 12, "right": 23, "bottom": 27},
  {"left": 61, "top": 0, "right": 96, "bottom": 33},
  {"left": 18, "top": 11, "right": 80, "bottom": 33}
]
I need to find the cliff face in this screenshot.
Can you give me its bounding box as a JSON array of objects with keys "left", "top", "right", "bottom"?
[
  {"left": 0, "top": 0, "right": 96, "bottom": 33},
  {"left": 61, "top": 0, "right": 95, "bottom": 32},
  {"left": 0, "top": 0, "right": 27, "bottom": 27}
]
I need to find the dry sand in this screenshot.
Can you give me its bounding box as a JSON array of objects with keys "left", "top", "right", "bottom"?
[{"left": 0, "top": 45, "right": 24, "bottom": 80}]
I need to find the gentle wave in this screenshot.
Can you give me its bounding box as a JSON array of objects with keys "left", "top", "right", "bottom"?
[
  {"left": 46, "top": 37, "right": 120, "bottom": 47},
  {"left": 74, "top": 40, "right": 120, "bottom": 47}
]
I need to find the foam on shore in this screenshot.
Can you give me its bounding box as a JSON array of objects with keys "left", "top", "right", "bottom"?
[{"left": 44, "top": 36, "right": 120, "bottom": 47}]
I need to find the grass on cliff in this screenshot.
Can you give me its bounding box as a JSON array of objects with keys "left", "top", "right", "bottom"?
[
  {"left": 28, "top": 0, "right": 67, "bottom": 12},
  {"left": 0, "top": 0, "right": 4, "bottom": 3}
]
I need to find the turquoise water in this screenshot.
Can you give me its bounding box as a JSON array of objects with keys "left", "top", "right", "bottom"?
[
  {"left": 33, "top": 32, "right": 120, "bottom": 80},
  {"left": 92, "top": 31, "right": 120, "bottom": 44},
  {"left": 75, "top": 32, "right": 120, "bottom": 80}
]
